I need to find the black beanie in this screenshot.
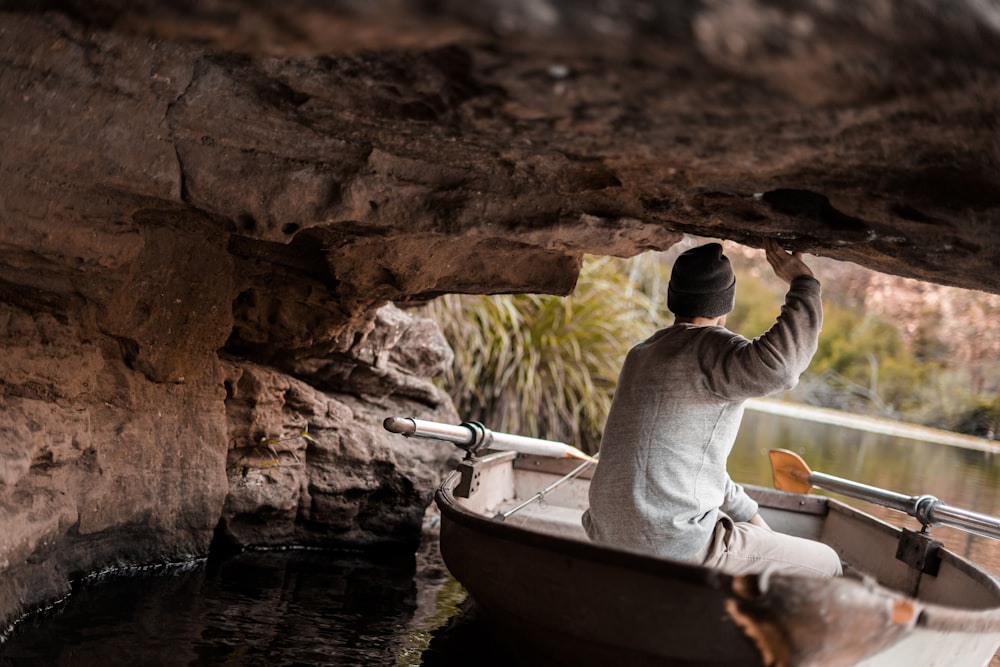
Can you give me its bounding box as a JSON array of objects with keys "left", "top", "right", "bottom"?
[{"left": 667, "top": 243, "right": 736, "bottom": 318}]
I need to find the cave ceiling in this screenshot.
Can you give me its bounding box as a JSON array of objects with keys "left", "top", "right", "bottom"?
[{"left": 2, "top": 0, "right": 999, "bottom": 334}]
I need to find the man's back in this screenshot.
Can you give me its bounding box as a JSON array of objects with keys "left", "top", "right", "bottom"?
[{"left": 583, "top": 274, "right": 823, "bottom": 561}]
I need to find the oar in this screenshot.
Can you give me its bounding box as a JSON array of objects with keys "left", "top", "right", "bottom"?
[
  {"left": 383, "top": 417, "right": 596, "bottom": 462},
  {"left": 769, "top": 448, "right": 1000, "bottom": 540}
]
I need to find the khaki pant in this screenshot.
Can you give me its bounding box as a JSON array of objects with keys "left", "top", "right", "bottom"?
[{"left": 695, "top": 515, "right": 843, "bottom": 577}]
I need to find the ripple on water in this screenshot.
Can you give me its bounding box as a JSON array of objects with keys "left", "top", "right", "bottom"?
[{"left": 0, "top": 547, "right": 495, "bottom": 667}]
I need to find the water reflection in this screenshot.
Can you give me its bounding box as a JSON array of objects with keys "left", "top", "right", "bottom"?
[
  {"left": 732, "top": 409, "right": 1000, "bottom": 575},
  {"left": 0, "top": 549, "right": 450, "bottom": 666}
]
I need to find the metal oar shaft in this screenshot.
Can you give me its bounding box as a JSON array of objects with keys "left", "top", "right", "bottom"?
[
  {"left": 927, "top": 505, "right": 1000, "bottom": 540},
  {"left": 810, "top": 471, "right": 915, "bottom": 514},
  {"left": 384, "top": 416, "right": 475, "bottom": 445},
  {"left": 810, "top": 471, "right": 1000, "bottom": 540}
]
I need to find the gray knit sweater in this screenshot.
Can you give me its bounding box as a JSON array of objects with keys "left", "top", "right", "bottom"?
[{"left": 583, "top": 276, "right": 823, "bottom": 560}]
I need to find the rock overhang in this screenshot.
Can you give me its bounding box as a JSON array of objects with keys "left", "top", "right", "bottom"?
[{"left": 2, "top": 0, "right": 998, "bottom": 322}]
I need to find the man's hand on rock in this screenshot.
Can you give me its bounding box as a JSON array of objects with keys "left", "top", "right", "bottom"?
[{"left": 765, "top": 238, "right": 814, "bottom": 283}]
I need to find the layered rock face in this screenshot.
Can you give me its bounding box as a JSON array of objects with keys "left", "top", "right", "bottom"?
[
  {"left": 0, "top": 292, "right": 458, "bottom": 629},
  {"left": 1, "top": 0, "right": 998, "bottom": 630}
]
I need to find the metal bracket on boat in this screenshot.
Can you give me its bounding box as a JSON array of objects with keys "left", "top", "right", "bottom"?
[
  {"left": 895, "top": 528, "right": 942, "bottom": 576},
  {"left": 459, "top": 421, "right": 492, "bottom": 456},
  {"left": 454, "top": 458, "right": 482, "bottom": 499},
  {"left": 913, "top": 494, "right": 942, "bottom": 530}
]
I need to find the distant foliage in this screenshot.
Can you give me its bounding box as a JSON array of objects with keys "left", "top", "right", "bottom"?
[
  {"left": 725, "top": 270, "right": 785, "bottom": 340},
  {"left": 795, "top": 307, "right": 928, "bottom": 416},
  {"left": 727, "top": 253, "right": 998, "bottom": 436}
]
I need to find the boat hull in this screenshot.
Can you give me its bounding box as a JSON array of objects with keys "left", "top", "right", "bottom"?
[
  {"left": 440, "top": 506, "right": 760, "bottom": 666},
  {"left": 435, "top": 452, "right": 1000, "bottom": 667}
]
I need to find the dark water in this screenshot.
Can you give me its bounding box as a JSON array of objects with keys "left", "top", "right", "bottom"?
[
  {"left": 4, "top": 410, "right": 1000, "bottom": 665},
  {"left": 0, "top": 547, "right": 484, "bottom": 667}
]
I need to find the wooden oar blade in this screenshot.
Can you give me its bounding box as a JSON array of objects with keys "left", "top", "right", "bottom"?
[
  {"left": 768, "top": 449, "right": 814, "bottom": 494},
  {"left": 767, "top": 448, "right": 1000, "bottom": 541}
]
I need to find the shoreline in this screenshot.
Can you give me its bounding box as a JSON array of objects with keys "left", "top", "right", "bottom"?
[{"left": 746, "top": 399, "right": 1000, "bottom": 454}]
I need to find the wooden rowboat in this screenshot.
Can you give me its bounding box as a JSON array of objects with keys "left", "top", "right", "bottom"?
[{"left": 386, "top": 418, "right": 1000, "bottom": 667}]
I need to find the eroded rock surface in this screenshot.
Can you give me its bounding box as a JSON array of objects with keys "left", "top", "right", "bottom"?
[{"left": 1, "top": 0, "right": 998, "bottom": 631}]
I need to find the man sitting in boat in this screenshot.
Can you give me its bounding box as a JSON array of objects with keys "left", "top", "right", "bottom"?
[{"left": 582, "top": 240, "right": 842, "bottom": 577}]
